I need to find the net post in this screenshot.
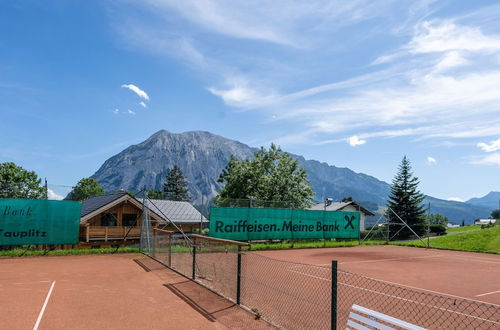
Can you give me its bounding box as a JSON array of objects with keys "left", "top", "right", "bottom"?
[
  {"left": 192, "top": 236, "right": 196, "bottom": 280},
  {"left": 236, "top": 245, "right": 242, "bottom": 305},
  {"left": 331, "top": 260, "right": 338, "bottom": 330}
]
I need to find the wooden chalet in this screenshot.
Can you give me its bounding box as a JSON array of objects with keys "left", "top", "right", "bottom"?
[
  {"left": 79, "top": 192, "right": 165, "bottom": 248},
  {"left": 79, "top": 192, "right": 209, "bottom": 248}
]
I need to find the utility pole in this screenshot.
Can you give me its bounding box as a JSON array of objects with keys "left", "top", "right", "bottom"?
[{"left": 44, "top": 178, "right": 48, "bottom": 200}]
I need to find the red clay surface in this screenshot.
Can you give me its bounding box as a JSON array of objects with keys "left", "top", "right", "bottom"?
[
  {"left": 256, "top": 245, "right": 500, "bottom": 305},
  {"left": 0, "top": 254, "right": 273, "bottom": 330}
]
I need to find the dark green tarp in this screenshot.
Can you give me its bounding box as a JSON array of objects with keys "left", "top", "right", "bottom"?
[
  {"left": 0, "top": 199, "right": 81, "bottom": 245},
  {"left": 209, "top": 207, "right": 359, "bottom": 241}
]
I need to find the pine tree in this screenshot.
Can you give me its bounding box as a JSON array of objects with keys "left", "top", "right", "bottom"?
[
  {"left": 163, "top": 165, "right": 190, "bottom": 201},
  {"left": 386, "top": 156, "right": 426, "bottom": 239}
]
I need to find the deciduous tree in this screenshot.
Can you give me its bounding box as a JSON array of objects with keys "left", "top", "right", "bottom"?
[
  {"left": 217, "top": 144, "right": 314, "bottom": 209},
  {"left": 66, "top": 178, "right": 104, "bottom": 201},
  {"left": 0, "top": 162, "right": 45, "bottom": 199}
]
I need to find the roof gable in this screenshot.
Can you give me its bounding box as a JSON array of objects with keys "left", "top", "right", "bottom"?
[
  {"left": 309, "top": 201, "right": 375, "bottom": 216},
  {"left": 80, "top": 192, "right": 165, "bottom": 224}
]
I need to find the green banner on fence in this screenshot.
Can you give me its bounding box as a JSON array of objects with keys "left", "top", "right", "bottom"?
[
  {"left": 209, "top": 207, "right": 359, "bottom": 241},
  {"left": 0, "top": 199, "right": 81, "bottom": 245}
]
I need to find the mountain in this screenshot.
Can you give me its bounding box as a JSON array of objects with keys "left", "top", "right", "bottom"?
[
  {"left": 91, "top": 130, "right": 492, "bottom": 224},
  {"left": 91, "top": 130, "right": 254, "bottom": 202},
  {"left": 466, "top": 191, "right": 500, "bottom": 211},
  {"left": 423, "top": 196, "right": 491, "bottom": 224}
]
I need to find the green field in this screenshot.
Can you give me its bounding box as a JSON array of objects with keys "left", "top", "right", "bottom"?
[
  {"left": 395, "top": 226, "right": 500, "bottom": 254},
  {"left": 0, "top": 247, "right": 140, "bottom": 258}
]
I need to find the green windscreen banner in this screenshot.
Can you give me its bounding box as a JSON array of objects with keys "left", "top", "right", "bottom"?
[
  {"left": 209, "top": 207, "right": 360, "bottom": 241},
  {"left": 0, "top": 199, "right": 81, "bottom": 245}
]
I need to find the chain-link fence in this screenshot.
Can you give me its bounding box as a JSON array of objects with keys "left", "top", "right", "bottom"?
[
  {"left": 241, "top": 252, "right": 332, "bottom": 329},
  {"left": 144, "top": 224, "right": 500, "bottom": 329},
  {"left": 336, "top": 268, "right": 500, "bottom": 329}
]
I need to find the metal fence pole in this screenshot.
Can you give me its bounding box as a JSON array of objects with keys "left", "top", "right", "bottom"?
[
  {"left": 237, "top": 245, "right": 242, "bottom": 304},
  {"left": 168, "top": 233, "right": 172, "bottom": 267},
  {"left": 331, "top": 260, "right": 338, "bottom": 330},
  {"left": 192, "top": 237, "right": 197, "bottom": 280}
]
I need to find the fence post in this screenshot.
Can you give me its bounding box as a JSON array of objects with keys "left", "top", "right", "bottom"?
[
  {"left": 331, "top": 260, "right": 338, "bottom": 330},
  {"left": 152, "top": 229, "right": 156, "bottom": 258},
  {"left": 192, "top": 237, "right": 196, "bottom": 280},
  {"left": 168, "top": 233, "right": 172, "bottom": 267},
  {"left": 236, "top": 245, "right": 242, "bottom": 304}
]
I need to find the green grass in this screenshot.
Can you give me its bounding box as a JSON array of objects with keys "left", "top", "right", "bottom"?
[
  {"left": 446, "top": 225, "right": 480, "bottom": 233},
  {"left": 247, "top": 240, "right": 386, "bottom": 251},
  {"left": 0, "top": 247, "right": 140, "bottom": 258},
  {"left": 394, "top": 226, "right": 500, "bottom": 254}
]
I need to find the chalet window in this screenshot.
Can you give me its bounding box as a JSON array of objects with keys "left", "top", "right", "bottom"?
[
  {"left": 122, "top": 213, "right": 137, "bottom": 227},
  {"left": 101, "top": 213, "right": 117, "bottom": 227}
]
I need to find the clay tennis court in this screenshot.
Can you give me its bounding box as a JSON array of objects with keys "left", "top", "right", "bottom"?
[
  {"left": 256, "top": 245, "right": 500, "bottom": 306},
  {"left": 0, "top": 254, "right": 273, "bottom": 330},
  {"left": 250, "top": 245, "right": 500, "bottom": 328}
]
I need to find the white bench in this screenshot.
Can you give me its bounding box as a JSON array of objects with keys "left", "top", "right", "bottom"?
[{"left": 346, "top": 304, "right": 427, "bottom": 330}]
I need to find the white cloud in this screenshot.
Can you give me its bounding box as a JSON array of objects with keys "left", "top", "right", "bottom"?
[
  {"left": 136, "top": 0, "right": 392, "bottom": 47},
  {"left": 447, "top": 196, "right": 464, "bottom": 202},
  {"left": 426, "top": 156, "right": 437, "bottom": 165},
  {"left": 208, "top": 79, "right": 277, "bottom": 108},
  {"left": 348, "top": 136, "right": 366, "bottom": 147},
  {"left": 139, "top": 101, "right": 147, "bottom": 108},
  {"left": 127, "top": 109, "right": 136, "bottom": 115},
  {"left": 113, "top": 3, "right": 500, "bottom": 149},
  {"left": 121, "top": 84, "right": 150, "bottom": 100},
  {"left": 47, "top": 189, "right": 64, "bottom": 200},
  {"left": 112, "top": 109, "right": 120, "bottom": 114},
  {"left": 408, "top": 20, "right": 500, "bottom": 54},
  {"left": 477, "top": 138, "right": 500, "bottom": 152},
  {"left": 470, "top": 152, "right": 500, "bottom": 166}
]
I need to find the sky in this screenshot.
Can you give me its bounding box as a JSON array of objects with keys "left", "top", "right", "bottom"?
[{"left": 1, "top": 0, "right": 499, "bottom": 201}]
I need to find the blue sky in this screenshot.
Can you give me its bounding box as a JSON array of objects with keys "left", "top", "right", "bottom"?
[{"left": 1, "top": 0, "right": 499, "bottom": 201}]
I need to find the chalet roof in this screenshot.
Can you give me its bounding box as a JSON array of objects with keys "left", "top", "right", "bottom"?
[
  {"left": 309, "top": 201, "right": 375, "bottom": 216},
  {"left": 145, "top": 199, "right": 208, "bottom": 224},
  {"left": 80, "top": 192, "right": 128, "bottom": 218},
  {"left": 80, "top": 192, "right": 165, "bottom": 224}
]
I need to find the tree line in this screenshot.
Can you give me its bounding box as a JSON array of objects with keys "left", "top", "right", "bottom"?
[{"left": 2, "top": 145, "right": 499, "bottom": 241}]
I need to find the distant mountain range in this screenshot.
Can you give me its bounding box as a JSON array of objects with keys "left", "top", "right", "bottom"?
[
  {"left": 91, "top": 130, "right": 494, "bottom": 224},
  {"left": 466, "top": 191, "right": 500, "bottom": 211}
]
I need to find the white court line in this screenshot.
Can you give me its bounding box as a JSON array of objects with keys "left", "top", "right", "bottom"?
[
  {"left": 476, "top": 290, "right": 500, "bottom": 297},
  {"left": 338, "top": 254, "right": 445, "bottom": 265},
  {"left": 445, "top": 255, "right": 500, "bottom": 265},
  {"left": 288, "top": 269, "right": 499, "bottom": 325},
  {"left": 288, "top": 269, "right": 500, "bottom": 308},
  {"left": 33, "top": 280, "right": 55, "bottom": 330}
]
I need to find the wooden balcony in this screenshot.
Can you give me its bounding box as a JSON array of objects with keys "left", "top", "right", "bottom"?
[{"left": 81, "top": 226, "right": 141, "bottom": 242}]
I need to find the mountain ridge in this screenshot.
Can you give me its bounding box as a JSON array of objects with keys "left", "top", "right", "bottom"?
[{"left": 91, "top": 130, "right": 492, "bottom": 223}]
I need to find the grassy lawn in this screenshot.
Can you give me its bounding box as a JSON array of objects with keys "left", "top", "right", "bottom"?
[
  {"left": 394, "top": 226, "right": 500, "bottom": 254},
  {"left": 0, "top": 247, "right": 140, "bottom": 258},
  {"left": 446, "top": 225, "right": 481, "bottom": 233}
]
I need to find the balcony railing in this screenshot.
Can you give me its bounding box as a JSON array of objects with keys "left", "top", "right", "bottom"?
[{"left": 80, "top": 226, "right": 141, "bottom": 242}]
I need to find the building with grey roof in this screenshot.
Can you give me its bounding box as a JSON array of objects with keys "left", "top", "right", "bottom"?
[
  {"left": 145, "top": 199, "right": 208, "bottom": 232},
  {"left": 309, "top": 201, "right": 375, "bottom": 231}
]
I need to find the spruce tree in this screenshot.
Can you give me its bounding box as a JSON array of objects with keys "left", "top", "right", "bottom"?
[
  {"left": 163, "top": 165, "right": 190, "bottom": 201},
  {"left": 386, "top": 156, "right": 426, "bottom": 239}
]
